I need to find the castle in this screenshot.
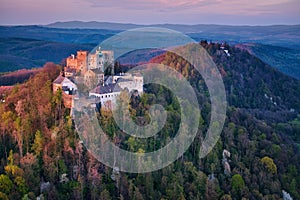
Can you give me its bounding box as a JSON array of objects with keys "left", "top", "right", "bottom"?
[
  {"left": 65, "top": 47, "right": 114, "bottom": 74},
  {"left": 53, "top": 47, "right": 143, "bottom": 109},
  {"left": 89, "top": 72, "right": 143, "bottom": 109},
  {"left": 66, "top": 50, "right": 88, "bottom": 73}
]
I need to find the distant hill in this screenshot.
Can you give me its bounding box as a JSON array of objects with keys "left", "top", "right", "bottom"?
[
  {"left": 47, "top": 21, "right": 143, "bottom": 30},
  {"left": 116, "top": 44, "right": 300, "bottom": 80},
  {"left": 1, "top": 24, "right": 299, "bottom": 48},
  {"left": 0, "top": 24, "right": 299, "bottom": 78},
  {"left": 0, "top": 37, "right": 94, "bottom": 72},
  {"left": 46, "top": 21, "right": 300, "bottom": 48},
  {"left": 116, "top": 48, "right": 165, "bottom": 65},
  {"left": 236, "top": 43, "right": 300, "bottom": 80},
  {"left": 0, "top": 26, "right": 118, "bottom": 44}
]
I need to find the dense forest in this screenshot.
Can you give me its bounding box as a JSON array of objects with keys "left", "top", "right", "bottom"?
[{"left": 0, "top": 42, "right": 300, "bottom": 200}]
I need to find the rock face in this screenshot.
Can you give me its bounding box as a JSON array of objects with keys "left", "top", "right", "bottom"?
[
  {"left": 60, "top": 173, "right": 69, "bottom": 183},
  {"left": 283, "top": 190, "right": 293, "bottom": 200},
  {"left": 222, "top": 149, "right": 231, "bottom": 176},
  {"left": 40, "top": 181, "right": 51, "bottom": 193}
]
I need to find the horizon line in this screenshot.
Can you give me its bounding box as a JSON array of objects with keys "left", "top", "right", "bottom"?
[{"left": 1, "top": 20, "right": 300, "bottom": 27}]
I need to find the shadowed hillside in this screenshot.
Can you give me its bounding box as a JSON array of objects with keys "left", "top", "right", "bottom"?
[
  {"left": 150, "top": 41, "right": 300, "bottom": 140},
  {"left": 236, "top": 43, "right": 300, "bottom": 80},
  {"left": 0, "top": 38, "right": 94, "bottom": 72}
]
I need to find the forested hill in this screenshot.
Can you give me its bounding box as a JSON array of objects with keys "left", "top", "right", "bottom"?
[
  {"left": 0, "top": 43, "right": 300, "bottom": 199},
  {"left": 151, "top": 41, "right": 300, "bottom": 121},
  {"left": 235, "top": 43, "right": 300, "bottom": 80}
]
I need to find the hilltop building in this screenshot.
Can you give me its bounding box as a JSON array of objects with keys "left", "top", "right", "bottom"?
[
  {"left": 53, "top": 47, "right": 143, "bottom": 110},
  {"left": 53, "top": 75, "right": 78, "bottom": 108},
  {"left": 65, "top": 47, "right": 114, "bottom": 76},
  {"left": 66, "top": 50, "right": 88, "bottom": 73},
  {"left": 53, "top": 75, "right": 77, "bottom": 95},
  {"left": 64, "top": 68, "right": 77, "bottom": 78},
  {"left": 89, "top": 83, "right": 122, "bottom": 109},
  {"left": 110, "top": 73, "right": 143, "bottom": 94},
  {"left": 84, "top": 68, "right": 105, "bottom": 90},
  {"left": 89, "top": 72, "right": 143, "bottom": 109},
  {"left": 88, "top": 47, "right": 114, "bottom": 71}
]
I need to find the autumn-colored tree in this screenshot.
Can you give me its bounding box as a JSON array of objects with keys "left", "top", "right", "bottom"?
[
  {"left": 261, "top": 156, "right": 277, "bottom": 174},
  {"left": 31, "top": 130, "right": 43, "bottom": 156}
]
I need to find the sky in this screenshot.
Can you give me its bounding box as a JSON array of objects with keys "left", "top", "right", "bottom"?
[{"left": 0, "top": 0, "right": 299, "bottom": 25}]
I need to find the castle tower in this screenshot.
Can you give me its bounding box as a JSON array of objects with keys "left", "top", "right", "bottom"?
[{"left": 76, "top": 50, "right": 88, "bottom": 73}]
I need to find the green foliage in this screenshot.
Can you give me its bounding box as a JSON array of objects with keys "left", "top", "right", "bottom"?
[
  {"left": 261, "top": 156, "right": 277, "bottom": 174},
  {"left": 0, "top": 43, "right": 300, "bottom": 199},
  {"left": 31, "top": 130, "right": 43, "bottom": 156},
  {"left": 57, "top": 181, "right": 80, "bottom": 199},
  {"left": 0, "top": 174, "right": 13, "bottom": 194},
  {"left": 8, "top": 150, "right": 14, "bottom": 165},
  {"left": 21, "top": 194, "right": 31, "bottom": 200},
  {"left": 14, "top": 176, "right": 28, "bottom": 195},
  {"left": 247, "top": 43, "right": 300, "bottom": 79},
  {"left": 0, "top": 192, "right": 9, "bottom": 200},
  {"left": 276, "top": 115, "right": 300, "bottom": 144},
  {"left": 58, "top": 160, "right": 68, "bottom": 175},
  {"left": 231, "top": 174, "right": 244, "bottom": 189},
  {"left": 231, "top": 174, "right": 245, "bottom": 197}
]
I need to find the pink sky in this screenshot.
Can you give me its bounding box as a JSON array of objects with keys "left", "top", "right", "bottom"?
[{"left": 0, "top": 0, "right": 299, "bottom": 25}]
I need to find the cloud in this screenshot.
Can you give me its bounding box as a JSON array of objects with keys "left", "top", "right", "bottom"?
[
  {"left": 87, "top": 0, "right": 290, "bottom": 8},
  {"left": 83, "top": 0, "right": 299, "bottom": 17},
  {"left": 86, "top": 0, "right": 220, "bottom": 11},
  {"left": 0, "top": 0, "right": 298, "bottom": 25}
]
